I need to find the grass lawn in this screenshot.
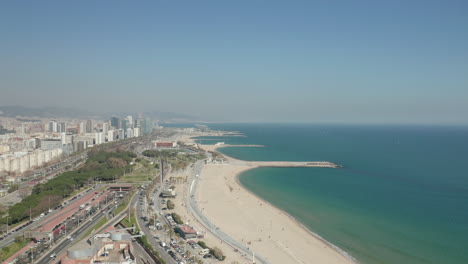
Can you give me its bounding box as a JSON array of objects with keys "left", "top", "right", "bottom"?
[
  {"left": 80, "top": 217, "right": 108, "bottom": 240},
  {"left": 0, "top": 240, "right": 28, "bottom": 262},
  {"left": 120, "top": 175, "right": 149, "bottom": 181},
  {"left": 115, "top": 194, "right": 133, "bottom": 215}
]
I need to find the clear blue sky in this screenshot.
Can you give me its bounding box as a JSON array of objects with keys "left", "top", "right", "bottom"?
[{"left": 1, "top": 0, "right": 467, "bottom": 124}]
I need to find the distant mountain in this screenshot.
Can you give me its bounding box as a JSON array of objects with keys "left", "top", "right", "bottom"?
[
  {"left": 0, "top": 106, "right": 98, "bottom": 119},
  {"left": 143, "top": 111, "right": 201, "bottom": 122},
  {"left": 0, "top": 105, "right": 203, "bottom": 122}
]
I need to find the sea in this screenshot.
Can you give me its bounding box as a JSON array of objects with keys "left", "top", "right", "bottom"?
[{"left": 168, "top": 123, "right": 468, "bottom": 264}]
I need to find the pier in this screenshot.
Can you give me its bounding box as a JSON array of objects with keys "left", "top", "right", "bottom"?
[
  {"left": 217, "top": 144, "right": 265, "bottom": 148},
  {"left": 202, "top": 143, "right": 340, "bottom": 168},
  {"left": 249, "top": 161, "right": 340, "bottom": 168}
]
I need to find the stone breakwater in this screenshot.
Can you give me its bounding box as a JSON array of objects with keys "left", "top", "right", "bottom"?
[{"left": 237, "top": 161, "right": 341, "bottom": 168}]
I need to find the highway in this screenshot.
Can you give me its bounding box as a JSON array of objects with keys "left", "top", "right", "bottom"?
[
  {"left": 35, "top": 212, "right": 105, "bottom": 264},
  {"left": 0, "top": 185, "right": 100, "bottom": 249}
]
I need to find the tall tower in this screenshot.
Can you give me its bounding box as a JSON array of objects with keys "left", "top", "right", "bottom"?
[
  {"left": 127, "top": 115, "right": 133, "bottom": 128},
  {"left": 111, "top": 116, "right": 120, "bottom": 129},
  {"left": 85, "top": 120, "right": 94, "bottom": 133},
  {"left": 103, "top": 122, "right": 109, "bottom": 135},
  {"left": 49, "top": 120, "right": 57, "bottom": 132}
]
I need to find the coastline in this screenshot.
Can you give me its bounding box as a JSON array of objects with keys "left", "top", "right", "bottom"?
[
  {"left": 178, "top": 134, "right": 356, "bottom": 264},
  {"left": 232, "top": 170, "right": 357, "bottom": 263}
]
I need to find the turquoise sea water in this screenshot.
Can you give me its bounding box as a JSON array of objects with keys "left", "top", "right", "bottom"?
[{"left": 178, "top": 123, "right": 468, "bottom": 264}]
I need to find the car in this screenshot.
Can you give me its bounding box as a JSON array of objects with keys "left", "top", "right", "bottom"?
[
  {"left": 50, "top": 253, "right": 56, "bottom": 259},
  {"left": 203, "top": 254, "right": 213, "bottom": 259}
]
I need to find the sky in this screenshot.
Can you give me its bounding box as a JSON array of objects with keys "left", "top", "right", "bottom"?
[{"left": 0, "top": 0, "right": 467, "bottom": 124}]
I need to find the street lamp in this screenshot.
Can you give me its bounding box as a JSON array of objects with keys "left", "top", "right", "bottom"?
[{"left": 6, "top": 216, "right": 11, "bottom": 234}]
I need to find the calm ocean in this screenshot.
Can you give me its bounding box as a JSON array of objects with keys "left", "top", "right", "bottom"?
[{"left": 184, "top": 123, "right": 468, "bottom": 264}]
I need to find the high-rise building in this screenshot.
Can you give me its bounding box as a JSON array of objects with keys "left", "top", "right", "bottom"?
[
  {"left": 126, "top": 128, "right": 134, "bottom": 138},
  {"left": 127, "top": 115, "right": 133, "bottom": 128},
  {"left": 133, "top": 127, "right": 140, "bottom": 137},
  {"left": 107, "top": 130, "right": 114, "bottom": 142},
  {"left": 95, "top": 132, "right": 104, "bottom": 145},
  {"left": 86, "top": 120, "right": 93, "bottom": 133},
  {"left": 49, "top": 120, "right": 57, "bottom": 132},
  {"left": 103, "top": 122, "right": 109, "bottom": 135},
  {"left": 136, "top": 118, "right": 144, "bottom": 129},
  {"left": 118, "top": 129, "right": 125, "bottom": 140},
  {"left": 143, "top": 118, "right": 152, "bottom": 135},
  {"left": 121, "top": 120, "right": 127, "bottom": 132},
  {"left": 61, "top": 133, "right": 67, "bottom": 145},
  {"left": 79, "top": 122, "right": 85, "bottom": 134},
  {"left": 111, "top": 116, "right": 120, "bottom": 129},
  {"left": 57, "top": 122, "right": 66, "bottom": 133}
]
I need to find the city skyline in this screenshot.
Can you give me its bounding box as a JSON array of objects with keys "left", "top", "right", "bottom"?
[{"left": 1, "top": 0, "right": 467, "bottom": 124}]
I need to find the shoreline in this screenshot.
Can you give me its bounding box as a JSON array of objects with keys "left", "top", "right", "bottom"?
[
  {"left": 179, "top": 133, "right": 356, "bottom": 264},
  {"left": 233, "top": 171, "right": 357, "bottom": 263}
]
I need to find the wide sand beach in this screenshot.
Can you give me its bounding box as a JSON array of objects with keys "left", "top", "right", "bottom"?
[{"left": 176, "top": 134, "right": 355, "bottom": 264}]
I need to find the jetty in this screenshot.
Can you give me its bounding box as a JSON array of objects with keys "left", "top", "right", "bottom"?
[
  {"left": 218, "top": 144, "right": 265, "bottom": 148},
  {"left": 201, "top": 143, "right": 341, "bottom": 168},
  {"left": 249, "top": 161, "right": 340, "bottom": 168}
]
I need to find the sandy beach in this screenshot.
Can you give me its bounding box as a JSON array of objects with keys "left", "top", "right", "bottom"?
[{"left": 171, "top": 134, "right": 355, "bottom": 264}]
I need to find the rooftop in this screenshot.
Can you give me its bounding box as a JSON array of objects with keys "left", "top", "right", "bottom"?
[{"left": 178, "top": 225, "right": 197, "bottom": 234}]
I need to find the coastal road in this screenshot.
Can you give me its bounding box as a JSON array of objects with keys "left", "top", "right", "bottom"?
[
  {"left": 134, "top": 190, "right": 179, "bottom": 264},
  {"left": 185, "top": 160, "right": 269, "bottom": 264}
]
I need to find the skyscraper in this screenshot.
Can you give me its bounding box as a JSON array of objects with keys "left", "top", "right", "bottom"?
[
  {"left": 143, "top": 118, "right": 152, "bottom": 135},
  {"left": 107, "top": 130, "right": 114, "bottom": 142},
  {"left": 57, "top": 122, "right": 66, "bottom": 133},
  {"left": 121, "top": 119, "right": 127, "bottom": 132},
  {"left": 102, "top": 122, "right": 109, "bottom": 135},
  {"left": 136, "top": 118, "right": 144, "bottom": 129},
  {"left": 49, "top": 120, "right": 57, "bottom": 132},
  {"left": 79, "top": 122, "right": 85, "bottom": 134},
  {"left": 111, "top": 116, "right": 120, "bottom": 129},
  {"left": 85, "top": 120, "right": 93, "bottom": 133},
  {"left": 127, "top": 115, "right": 133, "bottom": 128}
]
